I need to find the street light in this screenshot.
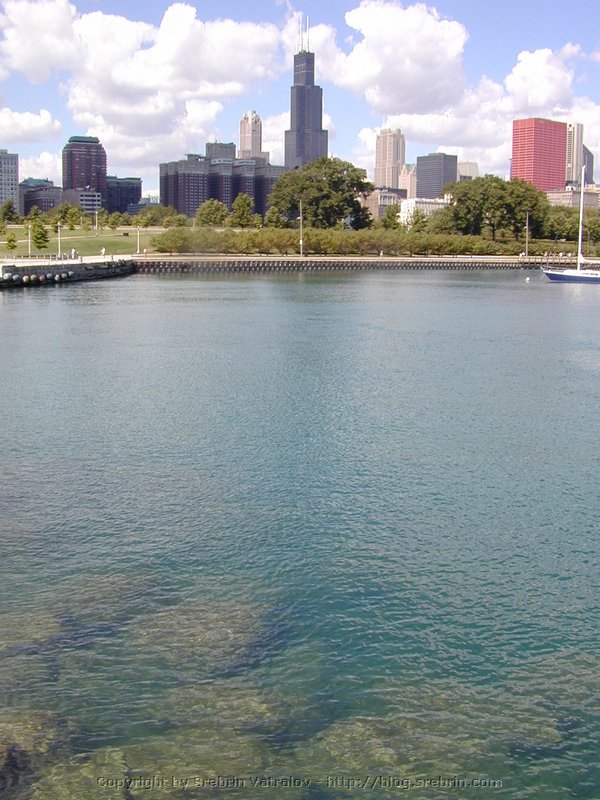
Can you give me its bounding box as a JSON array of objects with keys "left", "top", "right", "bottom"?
[
  {"left": 136, "top": 226, "right": 140, "bottom": 254},
  {"left": 525, "top": 209, "right": 530, "bottom": 259},
  {"left": 28, "top": 224, "right": 31, "bottom": 257},
  {"left": 299, "top": 199, "right": 303, "bottom": 258},
  {"left": 57, "top": 221, "right": 61, "bottom": 258}
]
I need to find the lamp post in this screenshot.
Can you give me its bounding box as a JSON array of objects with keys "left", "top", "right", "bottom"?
[
  {"left": 57, "top": 221, "right": 61, "bottom": 258},
  {"left": 28, "top": 224, "right": 31, "bottom": 257},
  {"left": 136, "top": 226, "right": 140, "bottom": 255},
  {"left": 299, "top": 199, "right": 304, "bottom": 258},
  {"left": 525, "top": 209, "right": 530, "bottom": 259}
]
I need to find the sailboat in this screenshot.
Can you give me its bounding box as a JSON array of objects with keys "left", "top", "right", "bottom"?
[{"left": 541, "top": 166, "right": 600, "bottom": 282}]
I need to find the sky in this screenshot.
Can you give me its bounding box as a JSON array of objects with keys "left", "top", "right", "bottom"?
[{"left": 1, "top": 0, "right": 600, "bottom": 196}]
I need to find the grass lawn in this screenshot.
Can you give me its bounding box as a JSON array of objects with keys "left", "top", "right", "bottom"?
[{"left": 1, "top": 225, "right": 159, "bottom": 259}]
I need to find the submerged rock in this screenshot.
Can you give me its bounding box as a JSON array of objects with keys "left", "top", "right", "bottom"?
[
  {"left": 164, "top": 678, "right": 289, "bottom": 734},
  {"left": 290, "top": 677, "right": 563, "bottom": 796},
  {"left": 121, "top": 726, "right": 272, "bottom": 799},
  {"left": 0, "top": 654, "right": 54, "bottom": 710},
  {"left": 48, "top": 572, "right": 164, "bottom": 626},
  {"left": 0, "top": 611, "right": 61, "bottom": 657},
  {"left": 127, "top": 598, "right": 271, "bottom": 678},
  {"left": 29, "top": 747, "right": 128, "bottom": 800},
  {"left": 0, "top": 708, "right": 69, "bottom": 793}
]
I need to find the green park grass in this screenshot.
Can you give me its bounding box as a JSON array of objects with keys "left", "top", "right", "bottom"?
[{"left": 1, "top": 225, "right": 158, "bottom": 259}]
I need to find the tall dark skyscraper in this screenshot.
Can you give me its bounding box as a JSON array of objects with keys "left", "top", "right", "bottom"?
[
  {"left": 62, "top": 135, "right": 107, "bottom": 200},
  {"left": 284, "top": 24, "right": 328, "bottom": 169},
  {"left": 416, "top": 153, "right": 457, "bottom": 198}
]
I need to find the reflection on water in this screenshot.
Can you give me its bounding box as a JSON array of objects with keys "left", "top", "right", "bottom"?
[{"left": 1, "top": 271, "right": 599, "bottom": 798}]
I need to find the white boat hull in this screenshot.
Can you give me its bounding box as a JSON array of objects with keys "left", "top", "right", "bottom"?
[{"left": 542, "top": 267, "right": 600, "bottom": 283}]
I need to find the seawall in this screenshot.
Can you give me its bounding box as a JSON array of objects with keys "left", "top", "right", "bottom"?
[{"left": 131, "top": 254, "right": 562, "bottom": 275}]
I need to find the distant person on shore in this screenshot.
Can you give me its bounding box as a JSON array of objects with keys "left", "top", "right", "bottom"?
[{"left": 100, "top": 247, "right": 106, "bottom": 257}]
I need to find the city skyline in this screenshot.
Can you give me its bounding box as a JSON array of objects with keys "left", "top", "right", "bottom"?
[{"left": 1, "top": 0, "right": 600, "bottom": 194}]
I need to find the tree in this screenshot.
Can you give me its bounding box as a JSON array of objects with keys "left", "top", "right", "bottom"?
[
  {"left": 153, "top": 228, "right": 193, "bottom": 253},
  {"left": 381, "top": 203, "right": 401, "bottom": 230},
  {"left": 195, "top": 199, "right": 228, "bottom": 227},
  {"left": 26, "top": 205, "right": 41, "bottom": 223},
  {"left": 543, "top": 206, "right": 578, "bottom": 242},
  {"left": 137, "top": 204, "right": 176, "bottom": 227},
  {"left": 408, "top": 209, "right": 428, "bottom": 234},
  {"left": 5, "top": 231, "right": 17, "bottom": 252},
  {"left": 97, "top": 210, "right": 109, "bottom": 229},
  {"left": 480, "top": 176, "right": 509, "bottom": 241},
  {"left": 505, "top": 179, "right": 549, "bottom": 241},
  {"left": 267, "top": 157, "right": 374, "bottom": 229},
  {"left": 31, "top": 220, "right": 50, "bottom": 251},
  {"left": 229, "top": 193, "right": 255, "bottom": 228},
  {"left": 427, "top": 205, "right": 456, "bottom": 235},
  {"left": 263, "top": 206, "right": 288, "bottom": 228},
  {"left": 66, "top": 205, "right": 82, "bottom": 229},
  {"left": 0, "top": 199, "right": 19, "bottom": 223},
  {"left": 108, "top": 212, "right": 121, "bottom": 231},
  {"left": 163, "top": 214, "right": 189, "bottom": 228}
]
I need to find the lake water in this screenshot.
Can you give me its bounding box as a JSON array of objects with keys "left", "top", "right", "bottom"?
[{"left": 1, "top": 270, "right": 599, "bottom": 799}]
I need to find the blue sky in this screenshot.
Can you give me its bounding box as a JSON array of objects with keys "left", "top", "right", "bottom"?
[{"left": 1, "top": 0, "right": 600, "bottom": 195}]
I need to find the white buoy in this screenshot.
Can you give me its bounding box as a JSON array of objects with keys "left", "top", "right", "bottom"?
[{"left": 525, "top": 277, "right": 530, "bottom": 282}]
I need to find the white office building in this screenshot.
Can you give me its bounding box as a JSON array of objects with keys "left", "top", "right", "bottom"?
[
  {"left": 399, "top": 197, "right": 450, "bottom": 225},
  {"left": 0, "top": 149, "right": 19, "bottom": 207},
  {"left": 566, "top": 123, "right": 584, "bottom": 185}
]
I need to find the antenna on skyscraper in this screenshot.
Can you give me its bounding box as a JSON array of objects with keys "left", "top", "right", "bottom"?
[
  {"left": 298, "top": 15, "right": 303, "bottom": 52},
  {"left": 306, "top": 16, "right": 310, "bottom": 51}
]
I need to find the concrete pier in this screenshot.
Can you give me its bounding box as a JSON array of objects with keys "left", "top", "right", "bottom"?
[{"left": 0, "top": 257, "right": 134, "bottom": 289}]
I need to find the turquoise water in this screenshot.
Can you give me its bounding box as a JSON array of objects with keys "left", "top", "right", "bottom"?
[{"left": 0, "top": 270, "right": 598, "bottom": 798}]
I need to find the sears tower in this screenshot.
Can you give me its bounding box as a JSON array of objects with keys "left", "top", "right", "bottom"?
[{"left": 284, "top": 20, "right": 328, "bottom": 168}]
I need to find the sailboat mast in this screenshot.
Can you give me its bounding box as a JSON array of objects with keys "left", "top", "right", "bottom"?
[{"left": 577, "top": 165, "right": 586, "bottom": 271}]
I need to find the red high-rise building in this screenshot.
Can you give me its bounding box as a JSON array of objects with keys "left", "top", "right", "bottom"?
[
  {"left": 62, "top": 136, "right": 107, "bottom": 201},
  {"left": 511, "top": 118, "right": 567, "bottom": 191}
]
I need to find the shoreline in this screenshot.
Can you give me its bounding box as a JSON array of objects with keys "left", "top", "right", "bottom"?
[{"left": 0, "top": 253, "right": 571, "bottom": 289}]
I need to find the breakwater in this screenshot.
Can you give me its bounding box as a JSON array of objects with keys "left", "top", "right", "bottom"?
[
  {"left": 132, "top": 254, "right": 561, "bottom": 275},
  {"left": 0, "top": 257, "right": 134, "bottom": 289}
]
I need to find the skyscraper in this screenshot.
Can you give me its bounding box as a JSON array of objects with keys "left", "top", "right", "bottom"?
[
  {"left": 62, "top": 136, "right": 107, "bottom": 201},
  {"left": 374, "top": 128, "right": 405, "bottom": 188},
  {"left": 0, "top": 149, "right": 18, "bottom": 207},
  {"left": 239, "top": 111, "right": 267, "bottom": 160},
  {"left": 416, "top": 153, "right": 457, "bottom": 198},
  {"left": 583, "top": 145, "right": 594, "bottom": 184},
  {"left": 566, "top": 122, "right": 584, "bottom": 185},
  {"left": 511, "top": 118, "right": 567, "bottom": 191},
  {"left": 284, "top": 22, "right": 328, "bottom": 169}
]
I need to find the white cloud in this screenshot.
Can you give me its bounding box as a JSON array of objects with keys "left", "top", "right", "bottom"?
[
  {"left": 504, "top": 47, "right": 576, "bottom": 114},
  {"left": 352, "top": 127, "right": 378, "bottom": 179},
  {"left": 319, "top": 0, "right": 469, "bottom": 114},
  {"left": 0, "top": 107, "right": 61, "bottom": 141},
  {"left": 0, "top": 0, "right": 81, "bottom": 82},
  {"left": 0, "top": 0, "right": 285, "bottom": 168},
  {"left": 19, "top": 150, "right": 62, "bottom": 184},
  {"left": 263, "top": 111, "right": 289, "bottom": 166}
]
